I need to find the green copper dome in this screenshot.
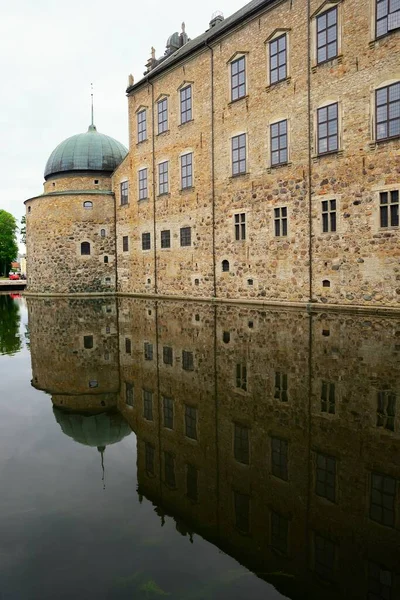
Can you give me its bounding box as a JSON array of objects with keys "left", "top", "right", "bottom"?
[
  {"left": 44, "top": 124, "right": 128, "bottom": 180},
  {"left": 53, "top": 407, "right": 131, "bottom": 448}
]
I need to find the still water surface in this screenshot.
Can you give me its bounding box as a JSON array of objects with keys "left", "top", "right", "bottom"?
[{"left": 0, "top": 294, "right": 399, "bottom": 599}]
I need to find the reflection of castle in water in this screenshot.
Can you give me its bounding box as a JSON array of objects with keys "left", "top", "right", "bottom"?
[{"left": 27, "top": 297, "right": 400, "bottom": 599}]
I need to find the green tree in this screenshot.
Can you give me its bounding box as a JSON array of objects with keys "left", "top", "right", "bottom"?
[
  {"left": 20, "top": 215, "right": 26, "bottom": 245},
  {"left": 0, "top": 295, "right": 21, "bottom": 355},
  {"left": 0, "top": 210, "right": 18, "bottom": 277}
]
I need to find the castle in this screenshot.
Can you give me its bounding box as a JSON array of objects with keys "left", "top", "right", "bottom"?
[{"left": 25, "top": 0, "right": 400, "bottom": 308}]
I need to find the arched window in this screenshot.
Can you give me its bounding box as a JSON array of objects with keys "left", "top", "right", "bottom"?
[
  {"left": 81, "top": 242, "right": 91, "bottom": 255},
  {"left": 100, "top": 229, "right": 106, "bottom": 238},
  {"left": 223, "top": 331, "right": 230, "bottom": 344},
  {"left": 222, "top": 260, "right": 230, "bottom": 272},
  {"left": 83, "top": 201, "right": 93, "bottom": 209},
  {"left": 323, "top": 279, "right": 331, "bottom": 287}
]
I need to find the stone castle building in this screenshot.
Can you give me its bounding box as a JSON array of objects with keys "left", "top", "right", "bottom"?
[{"left": 25, "top": 0, "right": 400, "bottom": 308}]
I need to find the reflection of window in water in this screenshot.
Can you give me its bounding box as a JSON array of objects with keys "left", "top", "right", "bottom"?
[
  {"left": 163, "top": 396, "right": 174, "bottom": 429},
  {"left": 144, "top": 342, "right": 153, "bottom": 361},
  {"left": 143, "top": 389, "right": 153, "bottom": 421},
  {"left": 270, "top": 510, "right": 289, "bottom": 555},
  {"left": 274, "top": 371, "right": 288, "bottom": 402},
  {"left": 163, "top": 346, "right": 173, "bottom": 365},
  {"left": 234, "top": 491, "right": 250, "bottom": 534},
  {"left": 314, "top": 533, "right": 336, "bottom": 581},
  {"left": 315, "top": 453, "right": 336, "bottom": 502},
  {"left": 185, "top": 405, "right": 197, "bottom": 440},
  {"left": 125, "top": 338, "right": 132, "bottom": 354},
  {"left": 234, "top": 424, "right": 249, "bottom": 465},
  {"left": 271, "top": 436, "right": 288, "bottom": 480},
  {"left": 83, "top": 335, "right": 93, "bottom": 349},
  {"left": 164, "top": 451, "right": 176, "bottom": 488},
  {"left": 235, "top": 363, "right": 247, "bottom": 391},
  {"left": 368, "top": 562, "right": 393, "bottom": 600},
  {"left": 377, "top": 390, "right": 396, "bottom": 431},
  {"left": 186, "top": 464, "right": 198, "bottom": 502},
  {"left": 321, "top": 381, "right": 335, "bottom": 414},
  {"left": 182, "top": 350, "right": 194, "bottom": 371},
  {"left": 88, "top": 380, "right": 98, "bottom": 388},
  {"left": 125, "top": 382, "right": 134, "bottom": 407},
  {"left": 145, "top": 442, "right": 155, "bottom": 476},
  {"left": 370, "top": 472, "right": 396, "bottom": 527}
]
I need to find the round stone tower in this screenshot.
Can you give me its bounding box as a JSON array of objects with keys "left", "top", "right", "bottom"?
[{"left": 25, "top": 121, "right": 127, "bottom": 294}]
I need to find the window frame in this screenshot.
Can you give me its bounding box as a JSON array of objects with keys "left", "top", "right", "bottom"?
[
  {"left": 321, "top": 199, "right": 337, "bottom": 233},
  {"left": 234, "top": 212, "right": 246, "bottom": 241},
  {"left": 375, "top": 0, "right": 400, "bottom": 39},
  {"left": 142, "top": 232, "right": 151, "bottom": 251},
  {"left": 316, "top": 101, "right": 340, "bottom": 155},
  {"left": 316, "top": 5, "right": 338, "bottom": 65},
  {"left": 158, "top": 161, "right": 169, "bottom": 195},
  {"left": 375, "top": 82, "right": 400, "bottom": 142},
  {"left": 157, "top": 97, "right": 168, "bottom": 134},
  {"left": 269, "top": 33, "right": 287, "bottom": 85},
  {"left": 274, "top": 206, "right": 288, "bottom": 237},
  {"left": 180, "top": 152, "right": 193, "bottom": 189},
  {"left": 231, "top": 133, "right": 247, "bottom": 176},
  {"left": 137, "top": 109, "right": 147, "bottom": 143},
  {"left": 80, "top": 241, "right": 91, "bottom": 256},
  {"left": 180, "top": 226, "right": 192, "bottom": 247},
  {"left": 138, "top": 168, "right": 148, "bottom": 201},
  {"left": 379, "top": 190, "right": 399, "bottom": 229},
  {"left": 180, "top": 85, "right": 192, "bottom": 125},
  {"left": 120, "top": 180, "right": 129, "bottom": 206},
  {"left": 270, "top": 119, "right": 288, "bottom": 167},
  {"left": 230, "top": 55, "right": 246, "bottom": 102},
  {"left": 184, "top": 405, "right": 198, "bottom": 440},
  {"left": 161, "top": 229, "right": 171, "bottom": 249},
  {"left": 122, "top": 236, "right": 129, "bottom": 252}
]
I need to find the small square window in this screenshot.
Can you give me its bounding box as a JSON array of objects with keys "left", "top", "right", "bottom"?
[{"left": 83, "top": 335, "right": 93, "bottom": 349}]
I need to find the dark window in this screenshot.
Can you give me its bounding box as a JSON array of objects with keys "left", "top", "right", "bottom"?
[
  {"left": 94, "top": 179, "right": 99, "bottom": 184},
  {"left": 122, "top": 236, "right": 129, "bottom": 252},
  {"left": 137, "top": 109, "right": 147, "bottom": 142},
  {"left": 222, "top": 259, "right": 230, "bottom": 272},
  {"left": 185, "top": 405, "right": 198, "bottom": 439},
  {"left": 368, "top": 561, "right": 393, "bottom": 600},
  {"left": 380, "top": 190, "right": 399, "bottom": 227},
  {"left": 145, "top": 442, "right": 155, "bottom": 475},
  {"left": 180, "top": 85, "right": 192, "bottom": 124},
  {"left": 161, "top": 230, "right": 171, "bottom": 249},
  {"left": 163, "top": 396, "right": 174, "bottom": 429},
  {"left": 232, "top": 133, "right": 246, "bottom": 176},
  {"left": 271, "top": 436, "right": 288, "bottom": 480},
  {"left": 83, "top": 201, "right": 93, "bottom": 209},
  {"left": 158, "top": 161, "right": 169, "bottom": 195},
  {"left": 163, "top": 346, "right": 173, "bottom": 365},
  {"left": 274, "top": 372, "right": 288, "bottom": 402},
  {"left": 125, "top": 382, "right": 134, "bottom": 406},
  {"left": 143, "top": 389, "right": 153, "bottom": 421},
  {"left": 234, "top": 423, "right": 249, "bottom": 464},
  {"left": 142, "top": 232, "right": 151, "bottom": 250},
  {"left": 120, "top": 181, "right": 129, "bottom": 205},
  {"left": 231, "top": 56, "right": 246, "bottom": 101},
  {"left": 370, "top": 472, "right": 396, "bottom": 527},
  {"left": 322, "top": 279, "right": 330, "bottom": 287},
  {"left": 270, "top": 34, "right": 287, "bottom": 84},
  {"left": 182, "top": 350, "right": 194, "bottom": 371},
  {"left": 158, "top": 97, "right": 168, "bottom": 133},
  {"left": 181, "top": 153, "right": 193, "bottom": 189},
  {"left": 271, "top": 510, "right": 289, "bottom": 555},
  {"left": 274, "top": 207, "right": 288, "bottom": 236},
  {"left": 317, "top": 7, "right": 338, "bottom": 64},
  {"left": 125, "top": 338, "right": 131, "bottom": 354},
  {"left": 376, "top": 83, "right": 400, "bottom": 141},
  {"left": 164, "top": 451, "right": 176, "bottom": 487},
  {"left": 271, "top": 119, "right": 288, "bottom": 166},
  {"left": 234, "top": 491, "right": 250, "bottom": 533},
  {"left": 317, "top": 103, "right": 339, "bottom": 154},
  {"left": 180, "top": 226, "right": 191, "bottom": 247},
  {"left": 314, "top": 533, "right": 336, "bottom": 581},
  {"left": 144, "top": 342, "right": 153, "bottom": 361},
  {"left": 247, "top": 279, "right": 253, "bottom": 286},
  {"left": 138, "top": 168, "right": 148, "bottom": 200},
  {"left": 235, "top": 213, "right": 246, "bottom": 241},
  {"left": 377, "top": 390, "right": 396, "bottom": 431},
  {"left": 100, "top": 229, "right": 106, "bottom": 238},
  {"left": 89, "top": 380, "right": 98, "bottom": 388},
  {"left": 322, "top": 199, "right": 337, "bottom": 232},
  {"left": 223, "top": 331, "right": 230, "bottom": 344},
  {"left": 376, "top": 0, "right": 400, "bottom": 38},
  {"left": 321, "top": 381, "right": 336, "bottom": 414},
  {"left": 236, "top": 363, "right": 247, "bottom": 391},
  {"left": 83, "top": 335, "right": 93, "bottom": 349},
  {"left": 316, "top": 453, "right": 336, "bottom": 502},
  {"left": 81, "top": 242, "right": 90, "bottom": 255},
  {"left": 186, "top": 464, "right": 198, "bottom": 502}
]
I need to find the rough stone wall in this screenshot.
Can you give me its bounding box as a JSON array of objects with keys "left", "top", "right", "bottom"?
[
  {"left": 114, "top": 0, "right": 399, "bottom": 308},
  {"left": 26, "top": 174, "right": 117, "bottom": 293},
  {"left": 43, "top": 172, "right": 112, "bottom": 194}
]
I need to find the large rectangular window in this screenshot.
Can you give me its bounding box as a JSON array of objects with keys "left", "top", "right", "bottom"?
[
  {"left": 180, "top": 85, "right": 192, "bottom": 124},
  {"left": 370, "top": 472, "right": 396, "bottom": 527},
  {"left": 163, "top": 346, "right": 173, "bottom": 365},
  {"left": 270, "top": 119, "right": 288, "bottom": 166},
  {"left": 232, "top": 134, "right": 246, "bottom": 176},
  {"left": 143, "top": 389, "right": 153, "bottom": 421},
  {"left": 317, "top": 7, "right": 338, "bottom": 64},
  {"left": 122, "top": 236, "right": 129, "bottom": 252},
  {"left": 235, "top": 213, "right": 246, "bottom": 241},
  {"left": 182, "top": 350, "right": 194, "bottom": 371},
  {"left": 137, "top": 109, "right": 147, "bottom": 143},
  {"left": 377, "top": 390, "right": 396, "bottom": 432},
  {"left": 270, "top": 34, "right": 287, "bottom": 84},
  {"left": 376, "top": 0, "right": 400, "bottom": 38},
  {"left": 180, "top": 226, "right": 191, "bottom": 247},
  {"left": 161, "top": 230, "right": 171, "bottom": 249},
  {"left": 274, "top": 207, "right": 288, "bottom": 237},
  {"left": 234, "top": 423, "right": 249, "bottom": 464},
  {"left": 181, "top": 153, "right": 193, "bottom": 189},
  {"left": 185, "top": 405, "right": 198, "bottom": 440},
  {"left": 322, "top": 199, "right": 337, "bottom": 232},
  {"left": 158, "top": 161, "right": 169, "bottom": 195},
  {"left": 138, "top": 168, "right": 148, "bottom": 200},
  {"left": 157, "top": 97, "right": 168, "bottom": 133},
  {"left": 376, "top": 83, "right": 400, "bottom": 141},
  {"left": 317, "top": 102, "right": 338, "bottom": 155},
  {"left": 231, "top": 56, "right": 246, "bottom": 101},
  {"left": 120, "top": 181, "right": 128, "bottom": 205},
  {"left": 142, "top": 232, "right": 151, "bottom": 250},
  {"left": 316, "top": 453, "right": 336, "bottom": 502},
  {"left": 380, "top": 190, "right": 399, "bottom": 228},
  {"left": 163, "top": 396, "right": 174, "bottom": 429},
  {"left": 271, "top": 436, "right": 288, "bottom": 480}
]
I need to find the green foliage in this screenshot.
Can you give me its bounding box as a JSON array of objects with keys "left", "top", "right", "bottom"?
[
  {"left": 0, "top": 210, "right": 18, "bottom": 276},
  {"left": 20, "top": 215, "right": 26, "bottom": 245},
  {"left": 0, "top": 295, "right": 21, "bottom": 355}
]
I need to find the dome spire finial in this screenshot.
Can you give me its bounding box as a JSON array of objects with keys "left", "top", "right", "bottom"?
[{"left": 89, "top": 83, "right": 96, "bottom": 131}]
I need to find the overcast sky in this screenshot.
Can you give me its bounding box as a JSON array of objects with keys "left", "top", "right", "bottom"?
[{"left": 0, "top": 0, "right": 245, "bottom": 250}]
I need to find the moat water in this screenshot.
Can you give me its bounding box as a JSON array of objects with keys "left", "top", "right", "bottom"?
[{"left": 0, "top": 293, "right": 399, "bottom": 600}]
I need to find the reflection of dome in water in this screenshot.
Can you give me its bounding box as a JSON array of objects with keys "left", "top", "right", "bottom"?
[{"left": 53, "top": 408, "right": 131, "bottom": 448}]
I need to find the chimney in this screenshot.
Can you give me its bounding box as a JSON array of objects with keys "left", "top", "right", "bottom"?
[{"left": 209, "top": 10, "right": 224, "bottom": 28}]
